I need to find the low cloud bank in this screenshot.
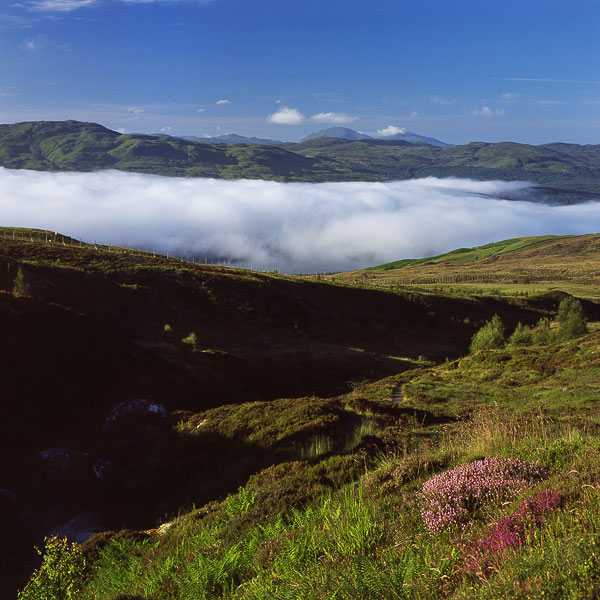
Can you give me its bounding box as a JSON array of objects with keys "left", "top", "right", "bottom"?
[{"left": 0, "top": 168, "right": 598, "bottom": 272}]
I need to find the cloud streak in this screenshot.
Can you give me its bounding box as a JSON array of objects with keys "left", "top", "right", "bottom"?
[
  {"left": 0, "top": 168, "right": 598, "bottom": 272},
  {"left": 268, "top": 107, "right": 357, "bottom": 126}
]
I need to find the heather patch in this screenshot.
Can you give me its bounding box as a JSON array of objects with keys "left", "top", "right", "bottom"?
[
  {"left": 419, "top": 456, "right": 547, "bottom": 533},
  {"left": 464, "top": 489, "right": 562, "bottom": 575}
]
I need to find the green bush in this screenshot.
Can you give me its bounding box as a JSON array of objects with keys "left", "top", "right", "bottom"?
[
  {"left": 556, "top": 296, "right": 587, "bottom": 341},
  {"left": 532, "top": 317, "right": 553, "bottom": 345},
  {"left": 18, "top": 537, "right": 87, "bottom": 600},
  {"left": 470, "top": 314, "right": 505, "bottom": 353},
  {"left": 508, "top": 322, "right": 533, "bottom": 346},
  {"left": 13, "top": 267, "right": 29, "bottom": 297},
  {"left": 181, "top": 331, "right": 198, "bottom": 351}
]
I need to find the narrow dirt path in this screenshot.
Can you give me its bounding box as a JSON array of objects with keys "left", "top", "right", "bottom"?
[{"left": 391, "top": 383, "right": 403, "bottom": 405}]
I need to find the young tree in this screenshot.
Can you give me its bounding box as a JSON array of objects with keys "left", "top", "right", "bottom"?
[
  {"left": 508, "top": 322, "right": 533, "bottom": 346},
  {"left": 12, "top": 267, "right": 28, "bottom": 297},
  {"left": 556, "top": 296, "right": 587, "bottom": 341},
  {"left": 470, "top": 314, "right": 505, "bottom": 353}
]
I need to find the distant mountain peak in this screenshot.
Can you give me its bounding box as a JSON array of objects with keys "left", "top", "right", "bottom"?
[
  {"left": 183, "top": 133, "right": 282, "bottom": 145},
  {"left": 301, "top": 126, "right": 450, "bottom": 147},
  {"left": 300, "top": 127, "right": 373, "bottom": 142}
]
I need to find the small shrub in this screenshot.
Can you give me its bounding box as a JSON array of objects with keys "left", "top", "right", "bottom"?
[
  {"left": 419, "top": 456, "right": 547, "bottom": 533},
  {"left": 182, "top": 331, "right": 198, "bottom": 351},
  {"left": 13, "top": 266, "right": 29, "bottom": 297},
  {"left": 18, "top": 536, "right": 87, "bottom": 600},
  {"left": 508, "top": 322, "right": 533, "bottom": 346},
  {"left": 464, "top": 489, "right": 562, "bottom": 574},
  {"left": 532, "top": 317, "right": 553, "bottom": 345},
  {"left": 556, "top": 296, "right": 587, "bottom": 341},
  {"left": 163, "top": 323, "right": 172, "bottom": 332},
  {"left": 470, "top": 315, "right": 505, "bottom": 354}
]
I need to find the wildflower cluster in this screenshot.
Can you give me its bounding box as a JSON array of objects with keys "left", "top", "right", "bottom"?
[
  {"left": 464, "top": 489, "right": 562, "bottom": 574},
  {"left": 419, "top": 456, "right": 547, "bottom": 533}
]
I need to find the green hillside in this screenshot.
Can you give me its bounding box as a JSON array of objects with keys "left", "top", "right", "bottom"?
[
  {"left": 369, "top": 235, "right": 579, "bottom": 271},
  {"left": 4, "top": 228, "right": 597, "bottom": 597},
  {"left": 9, "top": 227, "right": 600, "bottom": 598},
  {"left": 0, "top": 120, "right": 599, "bottom": 202}
]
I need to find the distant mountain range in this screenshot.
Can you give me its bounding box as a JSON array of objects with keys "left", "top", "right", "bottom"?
[
  {"left": 300, "top": 127, "right": 451, "bottom": 147},
  {"left": 182, "top": 133, "right": 283, "bottom": 145},
  {"left": 173, "top": 127, "right": 449, "bottom": 147},
  {"left": 0, "top": 120, "right": 598, "bottom": 204}
]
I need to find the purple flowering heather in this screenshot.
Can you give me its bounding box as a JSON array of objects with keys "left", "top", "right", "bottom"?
[
  {"left": 419, "top": 456, "right": 547, "bottom": 533},
  {"left": 464, "top": 489, "right": 562, "bottom": 574}
]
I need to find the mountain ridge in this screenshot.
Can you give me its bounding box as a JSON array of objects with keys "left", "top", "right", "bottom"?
[
  {"left": 0, "top": 120, "right": 598, "bottom": 203},
  {"left": 300, "top": 126, "right": 451, "bottom": 147}
]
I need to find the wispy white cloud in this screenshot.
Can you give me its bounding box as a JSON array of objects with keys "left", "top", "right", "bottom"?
[
  {"left": 197, "top": 107, "right": 206, "bottom": 113},
  {"left": 160, "top": 126, "right": 172, "bottom": 133},
  {"left": 429, "top": 95, "right": 454, "bottom": 105},
  {"left": 0, "top": 169, "right": 596, "bottom": 272},
  {"left": 376, "top": 125, "right": 406, "bottom": 136},
  {"left": 26, "top": 0, "right": 213, "bottom": 10},
  {"left": 470, "top": 106, "right": 505, "bottom": 118},
  {"left": 502, "top": 77, "right": 600, "bottom": 84},
  {"left": 309, "top": 112, "right": 357, "bottom": 125},
  {"left": 268, "top": 106, "right": 305, "bottom": 125},
  {"left": 535, "top": 99, "right": 567, "bottom": 105},
  {"left": 127, "top": 106, "right": 144, "bottom": 114},
  {"left": 28, "top": 0, "right": 95, "bottom": 11},
  {"left": 501, "top": 92, "right": 518, "bottom": 101},
  {"left": 216, "top": 99, "right": 230, "bottom": 105},
  {"left": 0, "top": 86, "right": 18, "bottom": 97},
  {"left": 20, "top": 33, "right": 69, "bottom": 53},
  {"left": 0, "top": 12, "right": 34, "bottom": 28}
]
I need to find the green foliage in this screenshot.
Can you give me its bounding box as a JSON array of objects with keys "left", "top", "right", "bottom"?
[
  {"left": 163, "top": 323, "right": 172, "bottom": 332},
  {"left": 509, "top": 322, "right": 533, "bottom": 346},
  {"left": 556, "top": 296, "right": 588, "bottom": 341},
  {"left": 18, "top": 537, "right": 86, "bottom": 600},
  {"left": 181, "top": 331, "right": 198, "bottom": 351},
  {"left": 532, "top": 317, "right": 553, "bottom": 345},
  {"left": 470, "top": 314, "right": 505, "bottom": 353},
  {"left": 13, "top": 266, "right": 28, "bottom": 297},
  {"left": 225, "top": 486, "right": 257, "bottom": 516}
]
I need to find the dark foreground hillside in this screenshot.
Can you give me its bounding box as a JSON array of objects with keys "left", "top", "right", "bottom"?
[
  {"left": 17, "top": 303, "right": 600, "bottom": 599},
  {"left": 0, "top": 231, "right": 575, "bottom": 596}
]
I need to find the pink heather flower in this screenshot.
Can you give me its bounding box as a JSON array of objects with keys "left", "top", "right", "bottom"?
[
  {"left": 419, "top": 457, "right": 547, "bottom": 533},
  {"left": 464, "top": 489, "right": 562, "bottom": 574}
]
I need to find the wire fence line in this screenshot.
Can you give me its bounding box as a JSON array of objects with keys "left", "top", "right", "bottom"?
[{"left": 0, "top": 227, "right": 308, "bottom": 275}]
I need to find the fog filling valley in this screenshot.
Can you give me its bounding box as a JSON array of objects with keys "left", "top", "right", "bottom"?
[{"left": 1, "top": 167, "right": 599, "bottom": 272}]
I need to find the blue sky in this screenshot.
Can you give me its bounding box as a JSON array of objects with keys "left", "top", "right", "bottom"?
[{"left": 0, "top": 0, "right": 599, "bottom": 144}]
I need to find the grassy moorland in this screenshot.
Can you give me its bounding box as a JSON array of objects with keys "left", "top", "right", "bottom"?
[
  {"left": 20, "top": 317, "right": 600, "bottom": 599},
  {"left": 329, "top": 234, "right": 600, "bottom": 299},
  {"left": 3, "top": 228, "right": 600, "bottom": 598},
  {"left": 1, "top": 120, "right": 599, "bottom": 202}
]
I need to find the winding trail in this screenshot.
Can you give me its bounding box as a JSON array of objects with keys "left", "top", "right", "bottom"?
[{"left": 392, "top": 384, "right": 404, "bottom": 405}]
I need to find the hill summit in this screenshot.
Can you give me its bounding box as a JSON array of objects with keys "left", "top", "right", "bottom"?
[{"left": 300, "top": 126, "right": 450, "bottom": 147}]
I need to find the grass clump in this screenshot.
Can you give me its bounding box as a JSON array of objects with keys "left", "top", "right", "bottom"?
[{"left": 470, "top": 314, "right": 505, "bottom": 353}]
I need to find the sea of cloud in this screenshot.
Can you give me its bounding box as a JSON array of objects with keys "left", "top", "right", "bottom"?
[{"left": 0, "top": 167, "right": 598, "bottom": 272}]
